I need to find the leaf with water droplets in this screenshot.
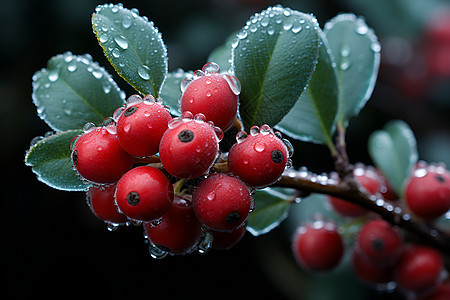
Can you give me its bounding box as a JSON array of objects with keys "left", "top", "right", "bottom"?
[
  {"left": 25, "top": 130, "right": 90, "bottom": 191},
  {"left": 92, "top": 4, "right": 168, "bottom": 97},
  {"left": 276, "top": 30, "right": 338, "bottom": 147},
  {"left": 207, "top": 32, "right": 237, "bottom": 74},
  {"left": 159, "top": 69, "right": 194, "bottom": 116},
  {"left": 368, "top": 120, "right": 418, "bottom": 197},
  {"left": 32, "top": 52, "right": 125, "bottom": 132},
  {"left": 232, "top": 6, "right": 320, "bottom": 130},
  {"left": 247, "top": 187, "right": 293, "bottom": 236},
  {"left": 324, "top": 13, "right": 381, "bottom": 127}
]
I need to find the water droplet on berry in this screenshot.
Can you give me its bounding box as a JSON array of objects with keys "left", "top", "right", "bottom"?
[
  {"left": 114, "top": 35, "right": 129, "bottom": 50},
  {"left": 149, "top": 244, "right": 168, "bottom": 259},
  {"left": 180, "top": 78, "right": 193, "bottom": 92},
  {"left": 205, "top": 90, "right": 212, "bottom": 97},
  {"left": 223, "top": 74, "right": 241, "bottom": 95},
  {"left": 254, "top": 141, "right": 266, "bottom": 153},
  {"left": 83, "top": 122, "right": 96, "bottom": 133},
  {"left": 143, "top": 94, "right": 156, "bottom": 104},
  {"left": 106, "top": 223, "right": 120, "bottom": 231},
  {"left": 260, "top": 124, "right": 272, "bottom": 135},
  {"left": 138, "top": 65, "right": 151, "bottom": 80},
  {"left": 250, "top": 126, "right": 260, "bottom": 136},
  {"left": 126, "top": 94, "right": 143, "bottom": 106},
  {"left": 202, "top": 62, "right": 220, "bottom": 74},
  {"left": 414, "top": 168, "right": 428, "bottom": 178},
  {"left": 282, "top": 138, "right": 294, "bottom": 157},
  {"left": 198, "top": 231, "right": 213, "bottom": 255},
  {"left": 206, "top": 191, "right": 216, "bottom": 201},
  {"left": 236, "top": 131, "right": 248, "bottom": 143}
]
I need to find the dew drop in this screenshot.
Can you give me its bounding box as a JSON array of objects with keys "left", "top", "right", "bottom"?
[
  {"left": 114, "top": 35, "right": 129, "bottom": 50},
  {"left": 260, "top": 16, "right": 270, "bottom": 27},
  {"left": 237, "top": 30, "right": 248, "bottom": 40},
  {"left": 202, "top": 62, "right": 220, "bottom": 74},
  {"left": 340, "top": 46, "right": 351, "bottom": 57},
  {"left": 223, "top": 74, "right": 241, "bottom": 95},
  {"left": 67, "top": 63, "right": 77, "bottom": 72},
  {"left": 48, "top": 70, "right": 59, "bottom": 82},
  {"left": 83, "top": 122, "right": 96, "bottom": 132},
  {"left": 356, "top": 24, "right": 368, "bottom": 35},
  {"left": 206, "top": 90, "right": 212, "bottom": 97},
  {"left": 149, "top": 244, "right": 168, "bottom": 259},
  {"left": 236, "top": 131, "right": 248, "bottom": 143},
  {"left": 92, "top": 69, "right": 103, "bottom": 79},
  {"left": 254, "top": 141, "right": 266, "bottom": 153},
  {"left": 137, "top": 65, "right": 151, "bottom": 80},
  {"left": 99, "top": 34, "right": 108, "bottom": 43},
  {"left": 260, "top": 124, "right": 272, "bottom": 135},
  {"left": 267, "top": 25, "right": 275, "bottom": 35},
  {"left": 198, "top": 231, "right": 213, "bottom": 255},
  {"left": 206, "top": 191, "right": 216, "bottom": 201},
  {"left": 250, "top": 126, "right": 260, "bottom": 136},
  {"left": 340, "top": 61, "right": 351, "bottom": 71},
  {"left": 122, "top": 15, "right": 132, "bottom": 29},
  {"left": 112, "top": 48, "right": 120, "bottom": 58},
  {"left": 231, "top": 38, "right": 239, "bottom": 49},
  {"left": 102, "top": 82, "right": 112, "bottom": 94},
  {"left": 180, "top": 78, "right": 193, "bottom": 92},
  {"left": 292, "top": 23, "right": 302, "bottom": 34},
  {"left": 414, "top": 168, "right": 428, "bottom": 178},
  {"left": 283, "top": 19, "right": 293, "bottom": 31},
  {"left": 371, "top": 42, "right": 381, "bottom": 53}
]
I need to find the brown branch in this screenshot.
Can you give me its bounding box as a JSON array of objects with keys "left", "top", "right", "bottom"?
[{"left": 275, "top": 169, "right": 450, "bottom": 255}]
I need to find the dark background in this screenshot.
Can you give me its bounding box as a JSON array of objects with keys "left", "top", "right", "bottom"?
[{"left": 2, "top": 0, "right": 449, "bottom": 299}]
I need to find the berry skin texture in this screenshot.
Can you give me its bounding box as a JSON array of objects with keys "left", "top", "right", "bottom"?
[
  {"left": 211, "top": 225, "right": 247, "bottom": 250},
  {"left": 292, "top": 223, "right": 344, "bottom": 272},
  {"left": 72, "top": 127, "right": 133, "bottom": 183},
  {"left": 144, "top": 196, "right": 202, "bottom": 255},
  {"left": 180, "top": 74, "right": 238, "bottom": 131},
  {"left": 87, "top": 184, "right": 128, "bottom": 224},
  {"left": 193, "top": 173, "right": 251, "bottom": 232},
  {"left": 116, "top": 100, "right": 171, "bottom": 157},
  {"left": 329, "top": 167, "right": 381, "bottom": 217},
  {"left": 115, "top": 166, "right": 174, "bottom": 222},
  {"left": 405, "top": 168, "right": 450, "bottom": 220},
  {"left": 394, "top": 245, "right": 443, "bottom": 294},
  {"left": 159, "top": 118, "right": 220, "bottom": 178},
  {"left": 228, "top": 131, "right": 288, "bottom": 188},
  {"left": 357, "top": 219, "right": 403, "bottom": 264}
]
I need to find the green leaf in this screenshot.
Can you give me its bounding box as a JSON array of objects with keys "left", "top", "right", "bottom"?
[
  {"left": 324, "top": 14, "right": 381, "bottom": 127},
  {"left": 276, "top": 30, "right": 338, "bottom": 147},
  {"left": 25, "top": 130, "right": 90, "bottom": 191},
  {"left": 159, "top": 69, "right": 194, "bottom": 116},
  {"left": 368, "top": 120, "right": 418, "bottom": 197},
  {"left": 247, "top": 187, "right": 293, "bottom": 236},
  {"left": 232, "top": 6, "right": 320, "bottom": 130},
  {"left": 32, "top": 52, "right": 125, "bottom": 132},
  {"left": 92, "top": 4, "right": 168, "bottom": 97}
]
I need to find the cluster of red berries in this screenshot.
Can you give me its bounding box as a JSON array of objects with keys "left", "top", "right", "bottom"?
[
  {"left": 292, "top": 163, "right": 450, "bottom": 298},
  {"left": 71, "top": 62, "right": 292, "bottom": 257}
]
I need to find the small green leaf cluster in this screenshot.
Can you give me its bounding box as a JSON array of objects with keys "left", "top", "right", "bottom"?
[{"left": 25, "top": 4, "right": 382, "bottom": 236}]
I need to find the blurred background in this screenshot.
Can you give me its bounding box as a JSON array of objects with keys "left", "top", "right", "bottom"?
[{"left": 2, "top": 0, "right": 449, "bottom": 299}]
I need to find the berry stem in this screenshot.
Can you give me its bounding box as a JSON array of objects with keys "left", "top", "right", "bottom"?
[{"left": 275, "top": 169, "right": 450, "bottom": 255}]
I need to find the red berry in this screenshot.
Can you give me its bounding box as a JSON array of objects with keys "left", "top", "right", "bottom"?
[
  {"left": 116, "top": 95, "right": 171, "bottom": 157},
  {"left": 211, "top": 225, "right": 247, "bottom": 250},
  {"left": 329, "top": 167, "right": 381, "bottom": 217},
  {"left": 228, "top": 125, "right": 289, "bottom": 188},
  {"left": 292, "top": 221, "right": 344, "bottom": 272},
  {"left": 356, "top": 219, "right": 403, "bottom": 264},
  {"left": 87, "top": 184, "right": 128, "bottom": 224},
  {"left": 159, "top": 112, "right": 222, "bottom": 178},
  {"left": 405, "top": 165, "right": 450, "bottom": 219},
  {"left": 180, "top": 62, "right": 240, "bottom": 131},
  {"left": 72, "top": 126, "right": 133, "bottom": 183},
  {"left": 394, "top": 245, "right": 443, "bottom": 294},
  {"left": 193, "top": 173, "right": 251, "bottom": 231},
  {"left": 144, "top": 196, "right": 203, "bottom": 255},
  {"left": 115, "top": 166, "right": 174, "bottom": 222},
  {"left": 352, "top": 246, "right": 394, "bottom": 285}
]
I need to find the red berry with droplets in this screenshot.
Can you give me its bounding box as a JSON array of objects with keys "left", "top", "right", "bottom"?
[
  {"left": 116, "top": 95, "right": 171, "bottom": 157},
  {"left": 394, "top": 245, "right": 443, "bottom": 294},
  {"left": 115, "top": 166, "right": 174, "bottom": 222},
  {"left": 87, "top": 184, "right": 128, "bottom": 224},
  {"left": 72, "top": 126, "right": 133, "bottom": 183},
  {"left": 228, "top": 125, "right": 290, "bottom": 188},
  {"left": 180, "top": 62, "right": 240, "bottom": 131},
  {"left": 144, "top": 196, "right": 203, "bottom": 255},
  {"left": 357, "top": 219, "right": 403, "bottom": 264},
  {"left": 329, "top": 167, "right": 381, "bottom": 217},
  {"left": 159, "top": 112, "right": 222, "bottom": 178},
  {"left": 193, "top": 173, "right": 251, "bottom": 232},
  {"left": 292, "top": 221, "right": 344, "bottom": 272},
  {"left": 405, "top": 165, "right": 450, "bottom": 220}
]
